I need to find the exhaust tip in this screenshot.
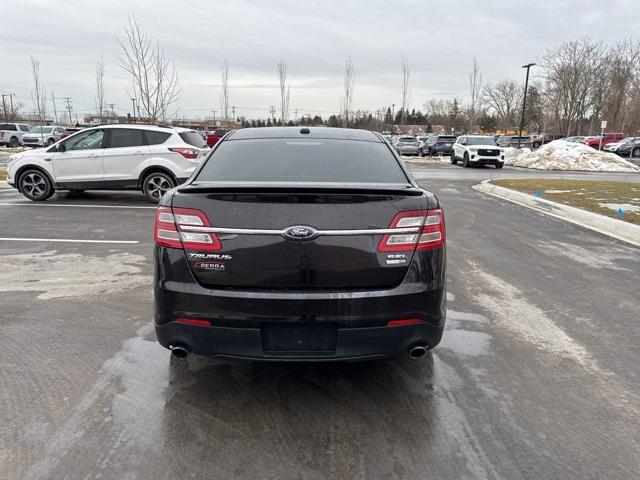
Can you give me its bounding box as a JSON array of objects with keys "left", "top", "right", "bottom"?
[
  {"left": 170, "top": 344, "right": 190, "bottom": 359},
  {"left": 408, "top": 345, "right": 428, "bottom": 359}
]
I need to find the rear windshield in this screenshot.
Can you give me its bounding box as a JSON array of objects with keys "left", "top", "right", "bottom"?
[
  {"left": 196, "top": 138, "right": 408, "bottom": 184},
  {"left": 0, "top": 124, "right": 17, "bottom": 131},
  {"left": 399, "top": 137, "right": 416, "bottom": 142},
  {"left": 180, "top": 131, "right": 207, "bottom": 148},
  {"left": 437, "top": 136, "right": 456, "bottom": 142}
]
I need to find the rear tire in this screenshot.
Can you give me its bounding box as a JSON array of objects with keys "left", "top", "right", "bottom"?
[
  {"left": 463, "top": 153, "right": 470, "bottom": 168},
  {"left": 19, "top": 169, "right": 54, "bottom": 201},
  {"left": 496, "top": 163, "right": 504, "bottom": 169},
  {"left": 633, "top": 148, "right": 640, "bottom": 158},
  {"left": 9, "top": 136, "right": 19, "bottom": 148},
  {"left": 532, "top": 142, "right": 541, "bottom": 148},
  {"left": 142, "top": 172, "right": 175, "bottom": 203}
]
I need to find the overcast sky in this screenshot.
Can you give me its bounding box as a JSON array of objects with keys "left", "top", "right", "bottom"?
[{"left": 1, "top": 0, "right": 638, "bottom": 121}]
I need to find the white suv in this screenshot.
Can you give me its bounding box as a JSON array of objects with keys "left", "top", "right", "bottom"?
[
  {"left": 21, "top": 125, "right": 65, "bottom": 147},
  {"left": 451, "top": 135, "right": 505, "bottom": 168},
  {"left": 6, "top": 124, "right": 209, "bottom": 202}
]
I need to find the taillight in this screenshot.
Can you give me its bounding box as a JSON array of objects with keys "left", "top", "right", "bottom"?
[
  {"left": 169, "top": 147, "right": 199, "bottom": 159},
  {"left": 378, "top": 209, "right": 445, "bottom": 252},
  {"left": 154, "top": 206, "right": 222, "bottom": 251}
]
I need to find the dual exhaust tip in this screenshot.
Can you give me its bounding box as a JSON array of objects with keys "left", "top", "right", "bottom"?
[
  {"left": 171, "top": 344, "right": 428, "bottom": 360},
  {"left": 170, "top": 344, "right": 190, "bottom": 359},
  {"left": 408, "top": 344, "right": 428, "bottom": 359}
]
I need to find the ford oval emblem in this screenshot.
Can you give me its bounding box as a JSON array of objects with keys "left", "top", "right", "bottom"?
[{"left": 282, "top": 225, "right": 319, "bottom": 241}]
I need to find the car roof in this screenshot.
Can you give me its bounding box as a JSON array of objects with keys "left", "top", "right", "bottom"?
[
  {"left": 81, "top": 123, "right": 187, "bottom": 133},
  {"left": 228, "top": 127, "right": 382, "bottom": 142}
]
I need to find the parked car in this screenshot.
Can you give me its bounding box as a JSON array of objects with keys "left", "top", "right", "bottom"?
[
  {"left": 0, "top": 123, "right": 32, "bottom": 147},
  {"left": 21, "top": 126, "right": 65, "bottom": 147},
  {"left": 614, "top": 137, "right": 640, "bottom": 158},
  {"left": 153, "top": 127, "right": 446, "bottom": 361},
  {"left": 603, "top": 137, "right": 632, "bottom": 152},
  {"left": 206, "top": 128, "right": 231, "bottom": 147},
  {"left": 394, "top": 136, "right": 420, "bottom": 156},
  {"left": 451, "top": 135, "right": 504, "bottom": 168},
  {"left": 584, "top": 132, "right": 626, "bottom": 150},
  {"left": 564, "top": 136, "right": 586, "bottom": 143},
  {"left": 422, "top": 134, "right": 457, "bottom": 156},
  {"left": 496, "top": 135, "right": 532, "bottom": 148},
  {"left": 60, "top": 127, "right": 83, "bottom": 139},
  {"left": 6, "top": 124, "right": 209, "bottom": 202},
  {"left": 530, "top": 133, "right": 565, "bottom": 148}
]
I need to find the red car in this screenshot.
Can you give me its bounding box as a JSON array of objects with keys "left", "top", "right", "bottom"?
[
  {"left": 585, "top": 132, "right": 626, "bottom": 150},
  {"left": 206, "top": 128, "right": 231, "bottom": 148}
]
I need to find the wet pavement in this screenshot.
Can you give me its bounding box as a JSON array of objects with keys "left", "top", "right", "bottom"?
[{"left": 1, "top": 164, "right": 639, "bottom": 479}]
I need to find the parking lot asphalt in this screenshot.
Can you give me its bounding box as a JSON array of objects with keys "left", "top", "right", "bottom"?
[{"left": 1, "top": 164, "right": 639, "bottom": 479}]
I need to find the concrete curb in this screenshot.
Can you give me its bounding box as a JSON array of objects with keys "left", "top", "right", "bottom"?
[{"left": 472, "top": 180, "right": 640, "bottom": 247}]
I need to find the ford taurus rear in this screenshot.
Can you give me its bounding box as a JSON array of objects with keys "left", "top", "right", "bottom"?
[{"left": 153, "top": 127, "right": 446, "bottom": 361}]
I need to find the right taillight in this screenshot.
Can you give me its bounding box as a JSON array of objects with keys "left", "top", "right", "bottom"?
[
  {"left": 378, "top": 209, "right": 445, "bottom": 252},
  {"left": 154, "top": 206, "right": 221, "bottom": 251}
]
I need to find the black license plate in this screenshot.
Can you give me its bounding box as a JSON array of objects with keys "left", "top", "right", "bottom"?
[{"left": 262, "top": 324, "right": 337, "bottom": 353}]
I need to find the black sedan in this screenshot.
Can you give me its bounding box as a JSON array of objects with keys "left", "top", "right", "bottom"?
[{"left": 153, "top": 127, "right": 446, "bottom": 361}]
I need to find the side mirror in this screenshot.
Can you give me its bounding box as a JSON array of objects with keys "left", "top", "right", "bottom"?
[{"left": 57, "top": 142, "right": 65, "bottom": 152}]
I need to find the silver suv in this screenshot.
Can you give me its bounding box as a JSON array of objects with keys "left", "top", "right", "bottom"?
[{"left": 0, "top": 123, "right": 32, "bottom": 147}]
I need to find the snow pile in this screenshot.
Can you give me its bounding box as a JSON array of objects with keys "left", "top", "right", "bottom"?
[{"left": 504, "top": 140, "right": 640, "bottom": 172}]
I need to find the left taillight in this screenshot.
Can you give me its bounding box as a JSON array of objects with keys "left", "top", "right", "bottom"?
[
  {"left": 154, "top": 206, "right": 222, "bottom": 251},
  {"left": 168, "top": 147, "right": 199, "bottom": 159},
  {"left": 378, "top": 209, "right": 445, "bottom": 252}
]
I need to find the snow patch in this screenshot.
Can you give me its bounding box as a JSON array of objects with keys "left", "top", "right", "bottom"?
[
  {"left": 0, "top": 250, "right": 151, "bottom": 299},
  {"left": 598, "top": 203, "right": 640, "bottom": 213},
  {"left": 503, "top": 140, "right": 640, "bottom": 172},
  {"left": 467, "top": 263, "right": 597, "bottom": 371}
]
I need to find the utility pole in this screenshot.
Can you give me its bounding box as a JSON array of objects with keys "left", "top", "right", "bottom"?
[
  {"left": 1, "top": 94, "right": 7, "bottom": 121},
  {"left": 51, "top": 91, "right": 58, "bottom": 124},
  {"left": 232, "top": 106, "right": 236, "bottom": 122},
  {"left": 391, "top": 104, "right": 396, "bottom": 123},
  {"left": 9, "top": 94, "right": 15, "bottom": 119},
  {"left": 294, "top": 109, "right": 298, "bottom": 124},
  {"left": 130, "top": 98, "right": 136, "bottom": 123},
  {"left": 518, "top": 63, "right": 535, "bottom": 149},
  {"left": 63, "top": 97, "right": 73, "bottom": 125}
]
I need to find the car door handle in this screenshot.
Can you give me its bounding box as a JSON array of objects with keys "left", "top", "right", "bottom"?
[
  {"left": 44, "top": 158, "right": 51, "bottom": 162},
  {"left": 88, "top": 153, "right": 97, "bottom": 158},
  {"left": 134, "top": 151, "right": 145, "bottom": 156}
]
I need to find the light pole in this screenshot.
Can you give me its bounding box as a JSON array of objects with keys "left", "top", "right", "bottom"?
[
  {"left": 130, "top": 98, "right": 136, "bottom": 123},
  {"left": 518, "top": 63, "right": 535, "bottom": 149}
]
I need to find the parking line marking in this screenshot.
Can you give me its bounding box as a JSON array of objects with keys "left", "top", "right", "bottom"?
[
  {"left": 0, "top": 237, "right": 139, "bottom": 244},
  {"left": 0, "top": 203, "right": 156, "bottom": 209}
]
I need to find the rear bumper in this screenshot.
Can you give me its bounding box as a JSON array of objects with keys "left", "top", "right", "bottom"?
[
  {"left": 154, "top": 247, "right": 446, "bottom": 360},
  {"left": 155, "top": 321, "right": 444, "bottom": 361}
]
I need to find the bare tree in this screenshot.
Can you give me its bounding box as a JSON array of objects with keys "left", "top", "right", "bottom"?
[
  {"left": 220, "top": 59, "right": 230, "bottom": 120},
  {"left": 117, "top": 15, "right": 180, "bottom": 121},
  {"left": 30, "top": 56, "right": 47, "bottom": 131},
  {"left": 342, "top": 56, "right": 354, "bottom": 127},
  {"left": 277, "top": 58, "right": 290, "bottom": 123},
  {"left": 483, "top": 80, "right": 523, "bottom": 131},
  {"left": 467, "top": 57, "right": 482, "bottom": 132},
  {"left": 400, "top": 57, "right": 410, "bottom": 125},
  {"left": 95, "top": 56, "right": 106, "bottom": 123},
  {"left": 540, "top": 38, "right": 604, "bottom": 135}
]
